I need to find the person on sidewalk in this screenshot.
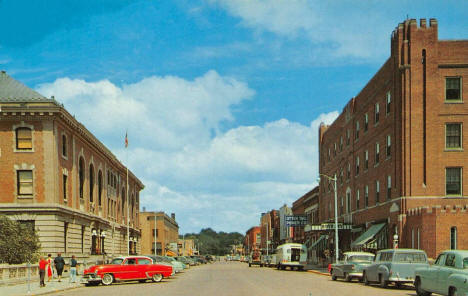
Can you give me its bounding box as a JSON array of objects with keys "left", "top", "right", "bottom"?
[
  {"left": 69, "top": 255, "right": 78, "bottom": 283},
  {"left": 54, "top": 253, "right": 65, "bottom": 282},
  {"left": 46, "top": 254, "right": 53, "bottom": 281},
  {"left": 39, "top": 256, "right": 47, "bottom": 287}
]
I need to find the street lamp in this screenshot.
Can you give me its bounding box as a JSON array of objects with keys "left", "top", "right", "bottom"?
[
  {"left": 317, "top": 173, "right": 339, "bottom": 263},
  {"left": 393, "top": 234, "right": 399, "bottom": 249}
]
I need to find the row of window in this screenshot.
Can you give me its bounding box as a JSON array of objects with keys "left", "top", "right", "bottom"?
[{"left": 323, "top": 167, "right": 463, "bottom": 219}]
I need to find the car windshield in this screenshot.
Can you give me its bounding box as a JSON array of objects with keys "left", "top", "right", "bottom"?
[
  {"left": 393, "top": 253, "right": 426, "bottom": 263},
  {"left": 110, "top": 258, "right": 124, "bottom": 265},
  {"left": 348, "top": 255, "right": 374, "bottom": 262}
]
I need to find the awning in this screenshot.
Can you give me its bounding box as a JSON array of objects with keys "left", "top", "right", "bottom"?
[
  {"left": 166, "top": 250, "right": 177, "bottom": 257},
  {"left": 309, "top": 235, "right": 328, "bottom": 250},
  {"left": 351, "top": 223, "right": 386, "bottom": 248}
]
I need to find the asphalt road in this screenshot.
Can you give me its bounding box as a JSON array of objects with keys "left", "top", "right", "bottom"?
[{"left": 49, "top": 261, "right": 419, "bottom": 296}]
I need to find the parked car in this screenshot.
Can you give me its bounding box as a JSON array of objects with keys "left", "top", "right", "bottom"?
[
  {"left": 414, "top": 250, "right": 468, "bottom": 296},
  {"left": 144, "top": 255, "right": 176, "bottom": 276},
  {"left": 261, "top": 254, "right": 274, "bottom": 267},
  {"left": 330, "top": 252, "right": 375, "bottom": 282},
  {"left": 164, "top": 256, "right": 187, "bottom": 271},
  {"left": 175, "top": 256, "right": 192, "bottom": 268},
  {"left": 362, "top": 249, "right": 429, "bottom": 288},
  {"left": 249, "top": 249, "right": 262, "bottom": 267},
  {"left": 81, "top": 256, "right": 173, "bottom": 286},
  {"left": 275, "top": 243, "right": 308, "bottom": 271}
]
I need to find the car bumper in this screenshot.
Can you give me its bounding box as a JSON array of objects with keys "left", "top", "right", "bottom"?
[
  {"left": 348, "top": 272, "right": 364, "bottom": 278},
  {"left": 388, "top": 276, "right": 414, "bottom": 283},
  {"left": 81, "top": 274, "right": 102, "bottom": 284}
]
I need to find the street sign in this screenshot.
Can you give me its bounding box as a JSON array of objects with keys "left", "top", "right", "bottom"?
[
  {"left": 308, "top": 223, "right": 352, "bottom": 230},
  {"left": 285, "top": 215, "right": 308, "bottom": 226}
]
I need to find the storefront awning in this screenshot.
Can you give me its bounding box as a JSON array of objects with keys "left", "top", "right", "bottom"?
[
  {"left": 351, "top": 223, "right": 386, "bottom": 248},
  {"left": 166, "top": 250, "right": 177, "bottom": 257},
  {"left": 309, "top": 235, "right": 328, "bottom": 250}
]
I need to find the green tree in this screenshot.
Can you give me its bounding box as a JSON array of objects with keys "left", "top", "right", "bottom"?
[
  {"left": 0, "top": 216, "right": 40, "bottom": 264},
  {"left": 183, "top": 228, "right": 244, "bottom": 256}
]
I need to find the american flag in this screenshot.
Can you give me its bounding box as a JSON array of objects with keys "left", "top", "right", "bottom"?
[{"left": 125, "top": 132, "right": 128, "bottom": 148}]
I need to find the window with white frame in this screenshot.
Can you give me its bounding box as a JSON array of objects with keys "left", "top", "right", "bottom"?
[
  {"left": 365, "top": 185, "right": 369, "bottom": 208},
  {"left": 347, "top": 163, "right": 350, "bottom": 180},
  {"left": 340, "top": 136, "right": 343, "bottom": 151},
  {"left": 17, "top": 170, "right": 33, "bottom": 196},
  {"left": 450, "top": 226, "right": 457, "bottom": 249},
  {"left": 356, "top": 156, "right": 360, "bottom": 175},
  {"left": 365, "top": 150, "right": 369, "bottom": 170},
  {"left": 386, "top": 135, "right": 391, "bottom": 157},
  {"left": 16, "top": 127, "right": 32, "bottom": 150},
  {"left": 375, "top": 143, "right": 380, "bottom": 164},
  {"left": 446, "top": 123, "right": 462, "bottom": 149},
  {"left": 386, "top": 92, "right": 391, "bottom": 114},
  {"left": 356, "top": 189, "right": 360, "bottom": 209},
  {"left": 346, "top": 129, "right": 350, "bottom": 145},
  {"left": 375, "top": 103, "right": 380, "bottom": 124},
  {"left": 364, "top": 113, "right": 368, "bottom": 132},
  {"left": 446, "top": 77, "right": 462, "bottom": 101},
  {"left": 387, "top": 175, "right": 391, "bottom": 200},
  {"left": 356, "top": 121, "right": 360, "bottom": 139},
  {"left": 375, "top": 180, "right": 380, "bottom": 203}
]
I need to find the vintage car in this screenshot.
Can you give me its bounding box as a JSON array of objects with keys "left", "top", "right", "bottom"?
[
  {"left": 249, "top": 249, "right": 262, "bottom": 267},
  {"left": 330, "top": 252, "right": 375, "bottom": 282},
  {"left": 82, "top": 256, "right": 173, "bottom": 286},
  {"left": 362, "top": 249, "right": 429, "bottom": 288},
  {"left": 414, "top": 250, "right": 468, "bottom": 296}
]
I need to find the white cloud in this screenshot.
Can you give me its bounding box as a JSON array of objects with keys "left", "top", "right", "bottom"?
[
  {"left": 36, "top": 73, "right": 338, "bottom": 233},
  {"left": 208, "top": 0, "right": 392, "bottom": 60}
]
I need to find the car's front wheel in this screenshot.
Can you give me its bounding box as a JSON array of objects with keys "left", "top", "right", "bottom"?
[
  {"left": 449, "top": 287, "right": 457, "bottom": 296},
  {"left": 344, "top": 273, "right": 351, "bottom": 282},
  {"left": 379, "top": 274, "right": 388, "bottom": 288},
  {"left": 331, "top": 270, "right": 337, "bottom": 281},
  {"left": 415, "top": 278, "right": 431, "bottom": 296},
  {"left": 363, "top": 272, "right": 370, "bottom": 285},
  {"left": 152, "top": 273, "right": 163, "bottom": 283},
  {"left": 101, "top": 274, "right": 114, "bottom": 286}
]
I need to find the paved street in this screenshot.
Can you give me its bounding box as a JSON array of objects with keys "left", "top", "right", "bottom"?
[{"left": 46, "top": 261, "right": 418, "bottom": 296}]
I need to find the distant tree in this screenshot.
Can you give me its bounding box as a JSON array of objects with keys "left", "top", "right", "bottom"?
[
  {"left": 183, "top": 229, "right": 245, "bottom": 256},
  {"left": 0, "top": 216, "right": 40, "bottom": 264}
]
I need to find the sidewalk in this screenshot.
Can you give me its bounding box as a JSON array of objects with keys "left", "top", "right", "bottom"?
[
  {"left": 0, "top": 276, "right": 83, "bottom": 296},
  {"left": 304, "top": 264, "right": 330, "bottom": 276}
]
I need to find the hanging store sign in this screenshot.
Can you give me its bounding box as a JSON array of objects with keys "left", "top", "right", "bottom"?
[{"left": 285, "top": 215, "right": 308, "bottom": 226}]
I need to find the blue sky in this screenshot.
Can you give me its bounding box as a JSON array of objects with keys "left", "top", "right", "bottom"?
[{"left": 1, "top": 0, "right": 467, "bottom": 234}]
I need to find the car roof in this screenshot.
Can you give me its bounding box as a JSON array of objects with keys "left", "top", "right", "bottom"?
[
  {"left": 441, "top": 250, "right": 468, "bottom": 257},
  {"left": 378, "top": 249, "right": 426, "bottom": 253},
  {"left": 344, "top": 252, "right": 375, "bottom": 256}
]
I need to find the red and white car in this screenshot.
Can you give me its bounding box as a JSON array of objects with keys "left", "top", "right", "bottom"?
[{"left": 82, "top": 256, "right": 173, "bottom": 286}]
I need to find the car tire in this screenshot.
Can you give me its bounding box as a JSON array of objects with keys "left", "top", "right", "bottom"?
[
  {"left": 379, "top": 275, "right": 388, "bottom": 288},
  {"left": 449, "top": 287, "right": 456, "bottom": 296},
  {"left": 331, "top": 270, "right": 337, "bottom": 281},
  {"left": 152, "top": 273, "right": 163, "bottom": 283},
  {"left": 363, "top": 272, "right": 370, "bottom": 285},
  {"left": 249, "top": 263, "right": 251, "bottom": 267},
  {"left": 101, "top": 274, "right": 114, "bottom": 286},
  {"left": 139, "top": 279, "right": 147, "bottom": 283}
]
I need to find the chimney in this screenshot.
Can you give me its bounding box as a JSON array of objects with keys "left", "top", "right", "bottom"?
[{"left": 171, "top": 213, "right": 175, "bottom": 220}]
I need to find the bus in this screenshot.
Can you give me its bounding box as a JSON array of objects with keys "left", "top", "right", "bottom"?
[{"left": 274, "top": 243, "right": 307, "bottom": 271}]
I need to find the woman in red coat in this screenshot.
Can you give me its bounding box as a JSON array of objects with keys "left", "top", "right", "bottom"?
[{"left": 46, "top": 254, "right": 53, "bottom": 281}]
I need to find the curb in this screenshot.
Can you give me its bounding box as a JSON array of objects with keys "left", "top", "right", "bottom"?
[
  {"left": 306, "top": 270, "right": 330, "bottom": 276},
  {"left": 18, "top": 284, "right": 82, "bottom": 296}
]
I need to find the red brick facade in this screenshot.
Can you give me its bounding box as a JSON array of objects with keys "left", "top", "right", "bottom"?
[{"left": 318, "top": 19, "right": 468, "bottom": 258}]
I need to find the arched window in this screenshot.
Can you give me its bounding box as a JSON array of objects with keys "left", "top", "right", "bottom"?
[
  {"left": 16, "top": 127, "right": 32, "bottom": 150},
  {"left": 121, "top": 188, "right": 126, "bottom": 219},
  {"left": 89, "top": 164, "right": 95, "bottom": 203},
  {"left": 79, "top": 158, "right": 84, "bottom": 199},
  {"left": 98, "top": 171, "right": 103, "bottom": 206},
  {"left": 62, "top": 134, "right": 67, "bottom": 157}
]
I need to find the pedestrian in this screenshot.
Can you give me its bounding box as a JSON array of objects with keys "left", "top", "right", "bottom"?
[
  {"left": 54, "top": 253, "right": 65, "bottom": 282},
  {"left": 39, "top": 256, "right": 47, "bottom": 287},
  {"left": 69, "top": 255, "right": 78, "bottom": 283},
  {"left": 46, "top": 254, "right": 53, "bottom": 281}
]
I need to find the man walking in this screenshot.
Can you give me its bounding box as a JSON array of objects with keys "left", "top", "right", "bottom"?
[
  {"left": 69, "top": 255, "right": 78, "bottom": 283},
  {"left": 54, "top": 253, "right": 65, "bottom": 282},
  {"left": 38, "top": 256, "right": 47, "bottom": 287}
]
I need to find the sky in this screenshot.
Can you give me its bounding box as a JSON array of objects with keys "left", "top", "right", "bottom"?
[{"left": 1, "top": 0, "right": 467, "bottom": 234}]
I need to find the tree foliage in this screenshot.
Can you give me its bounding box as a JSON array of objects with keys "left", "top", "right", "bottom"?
[
  {"left": 182, "top": 228, "right": 244, "bottom": 255},
  {"left": 0, "top": 216, "right": 41, "bottom": 264}
]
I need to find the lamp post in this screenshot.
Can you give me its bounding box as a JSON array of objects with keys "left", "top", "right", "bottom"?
[
  {"left": 393, "top": 234, "right": 399, "bottom": 249},
  {"left": 317, "top": 173, "right": 339, "bottom": 263}
]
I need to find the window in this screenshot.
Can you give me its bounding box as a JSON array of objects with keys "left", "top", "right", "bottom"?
[
  {"left": 365, "top": 150, "right": 369, "bottom": 170},
  {"left": 98, "top": 171, "right": 103, "bottom": 206},
  {"left": 79, "top": 158, "right": 84, "bottom": 199},
  {"left": 364, "top": 114, "right": 368, "bottom": 132},
  {"left": 346, "top": 191, "right": 351, "bottom": 213},
  {"left": 446, "top": 77, "right": 461, "bottom": 101},
  {"left": 376, "top": 181, "right": 380, "bottom": 203},
  {"left": 387, "top": 176, "right": 391, "bottom": 200},
  {"left": 445, "top": 253, "right": 456, "bottom": 267},
  {"left": 446, "top": 167, "right": 462, "bottom": 195},
  {"left": 17, "top": 170, "right": 33, "bottom": 196},
  {"left": 375, "top": 103, "right": 380, "bottom": 124},
  {"left": 339, "top": 137, "right": 343, "bottom": 152},
  {"left": 16, "top": 127, "right": 32, "bottom": 150},
  {"left": 375, "top": 143, "right": 380, "bottom": 164},
  {"left": 435, "top": 254, "right": 447, "bottom": 266},
  {"left": 63, "top": 174, "right": 67, "bottom": 200},
  {"left": 446, "top": 123, "right": 462, "bottom": 149},
  {"left": 346, "top": 130, "right": 350, "bottom": 145},
  {"left": 328, "top": 148, "right": 331, "bottom": 160},
  {"left": 138, "top": 258, "right": 152, "bottom": 265},
  {"left": 386, "top": 92, "right": 391, "bottom": 114},
  {"left": 89, "top": 165, "right": 95, "bottom": 203},
  {"left": 356, "top": 156, "right": 360, "bottom": 175},
  {"left": 347, "top": 163, "right": 350, "bottom": 180},
  {"left": 356, "top": 189, "right": 360, "bottom": 209},
  {"left": 365, "top": 185, "right": 369, "bottom": 208},
  {"left": 62, "top": 134, "right": 67, "bottom": 157},
  {"left": 451, "top": 227, "right": 457, "bottom": 250},
  {"left": 386, "top": 135, "right": 391, "bottom": 157},
  {"left": 355, "top": 121, "right": 360, "bottom": 139},
  {"left": 334, "top": 143, "right": 337, "bottom": 156}
]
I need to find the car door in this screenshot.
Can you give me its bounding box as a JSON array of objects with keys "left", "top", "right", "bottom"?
[
  {"left": 437, "top": 253, "right": 456, "bottom": 295},
  {"left": 137, "top": 258, "right": 152, "bottom": 278},
  {"left": 367, "top": 252, "right": 381, "bottom": 282},
  {"left": 121, "top": 258, "right": 138, "bottom": 280},
  {"left": 423, "top": 253, "right": 445, "bottom": 293}
]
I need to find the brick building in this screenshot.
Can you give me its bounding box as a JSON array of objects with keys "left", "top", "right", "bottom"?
[
  {"left": 0, "top": 71, "right": 144, "bottom": 260},
  {"left": 140, "top": 211, "right": 179, "bottom": 256},
  {"left": 318, "top": 19, "right": 468, "bottom": 258},
  {"left": 260, "top": 210, "right": 278, "bottom": 252},
  {"left": 244, "top": 226, "right": 261, "bottom": 254}
]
